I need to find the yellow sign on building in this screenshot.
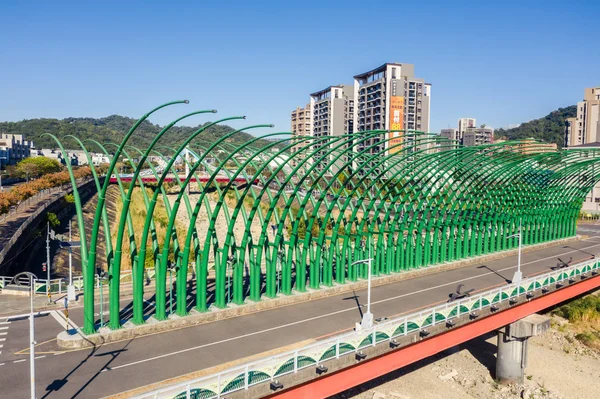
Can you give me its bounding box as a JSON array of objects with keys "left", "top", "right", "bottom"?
[{"left": 388, "top": 96, "right": 404, "bottom": 154}]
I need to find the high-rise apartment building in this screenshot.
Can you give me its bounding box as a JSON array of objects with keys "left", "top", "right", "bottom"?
[
  {"left": 353, "top": 63, "right": 431, "bottom": 156},
  {"left": 310, "top": 85, "right": 354, "bottom": 172},
  {"left": 565, "top": 86, "right": 600, "bottom": 147},
  {"left": 290, "top": 103, "right": 312, "bottom": 168}
]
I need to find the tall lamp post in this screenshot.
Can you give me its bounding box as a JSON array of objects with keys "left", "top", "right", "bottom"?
[
  {"left": 352, "top": 258, "right": 374, "bottom": 331},
  {"left": 507, "top": 218, "right": 523, "bottom": 286},
  {"left": 168, "top": 263, "right": 177, "bottom": 315},
  {"left": 95, "top": 272, "right": 108, "bottom": 328}
]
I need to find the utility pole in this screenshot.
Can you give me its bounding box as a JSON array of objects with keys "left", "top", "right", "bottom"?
[
  {"left": 352, "top": 257, "right": 374, "bottom": 331},
  {"left": 185, "top": 146, "right": 190, "bottom": 195},
  {"left": 508, "top": 218, "right": 523, "bottom": 286},
  {"left": 29, "top": 273, "right": 36, "bottom": 399},
  {"left": 46, "top": 222, "right": 51, "bottom": 304},
  {"left": 67, "top": 220, "right": 76, "bottom": 302}
]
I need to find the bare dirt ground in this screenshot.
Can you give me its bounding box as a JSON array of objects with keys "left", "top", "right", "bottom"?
[{"left": 337, "top": 315, "right": 600, "bottom": 399}]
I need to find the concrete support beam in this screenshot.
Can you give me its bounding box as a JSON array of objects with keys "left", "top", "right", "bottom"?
[{"left": 496, "top": 314, "right": 550, "bottom": 384}]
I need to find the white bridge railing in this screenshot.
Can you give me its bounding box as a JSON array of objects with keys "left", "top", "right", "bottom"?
[{"left": 132, "top": 257, "right": 600, "bottom": 399}]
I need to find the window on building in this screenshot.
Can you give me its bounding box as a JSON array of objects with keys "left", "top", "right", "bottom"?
[{"left": 391, "top": 68, "right": 397, "bottom": 78}]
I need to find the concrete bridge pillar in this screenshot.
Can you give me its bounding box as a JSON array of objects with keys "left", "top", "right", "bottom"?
[{"left": 496, "top": 314, "right": 550, "bottom": 384}]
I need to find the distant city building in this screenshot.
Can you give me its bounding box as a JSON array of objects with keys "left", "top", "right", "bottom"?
[
  {"left": 458, "top": 118, "right": 477, "bottom": 135},
  {"left": 290, "top": 103, "right": 312, "bottom": 168},
  {"left": 440, "top": 119, "right": 493, "bottom": 147},
  {"left": 463, "top": 126, "right": 494, "bottom": 146},
  {"left": 0, "top": 133, "right": 33, "bottom": 167},
  {"left": 33, "top": 148, "right": 110, "bottom": 166},
  {"left": 353, "top": 62, "right": 431, "bottom": 156},
  {"left": 310, "top": 85, "right": 354, "bottom": 172},
  {"left": 565, "top": 86, "right": 600, "bottom": 147},
  {"left": 440, "top": 128, "right": 460, "bottom": 142}
]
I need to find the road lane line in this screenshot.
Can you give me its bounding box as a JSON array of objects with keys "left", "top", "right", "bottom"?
[
  {"left": 13, "top": 359, "right": 25, "bottom": 363},
  {"left": 102, "top": 243, "right": 600, "bottom": 373},
  {"left": 0, "top": 338, "right": 5, "bottom": 342},
  {"left": 35, "top": 356, "right": 46, "bottom": 360},
  {"left": 0, "top": 327, "right": 8, "bottom": 330},
  {"left": 0, "top": 332, "right": 6, "bottom": 336},
  {"left": 0, "top": 363, "right": 4, "bottom": 366}
]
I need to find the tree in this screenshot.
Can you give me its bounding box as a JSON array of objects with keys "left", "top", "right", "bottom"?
[{"left": 16, "top": 157, "right": 61, "bottom": 179}]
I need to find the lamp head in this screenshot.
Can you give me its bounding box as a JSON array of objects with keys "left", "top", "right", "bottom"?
[{"left": 183, "top": 100, "right": 190, "bottom": 104}]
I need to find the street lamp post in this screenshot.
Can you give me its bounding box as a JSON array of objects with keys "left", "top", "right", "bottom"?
[
  {"left": 28, "top": 272, "right": 36, "bottom": 399},
  {"left": 96, "top": 272, "right": 108, "bottom": 328},
  {"left": 46, "top": 222, "right": 51, "bottom": 304},
  {"left": 507, "top": 218, "right": 523, "bottom": 286},
  {"left": 67, "top": 220, "right": 76, "bottom": 302},
  {"left": 226, "top": 257, "right": 234, "bottom": 304},
  {"left": 352, "top": 258, "right": 374, "bottom": 331},
  {"left": 168, "top": 263, "right": 176, "bottom": 315}
]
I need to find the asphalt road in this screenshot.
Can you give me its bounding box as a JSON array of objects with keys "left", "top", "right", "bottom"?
[{"left": 1, "top": 226, "right": 600, "bottom": 399}]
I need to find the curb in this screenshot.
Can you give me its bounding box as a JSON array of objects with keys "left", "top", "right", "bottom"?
[{"left": 57, "top": 235, "right": 581, "bottom": 349}]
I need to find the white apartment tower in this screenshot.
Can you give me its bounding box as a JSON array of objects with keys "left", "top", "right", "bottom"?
[{"left": 353, "top": 63, "right": 431, "bottom": 156}]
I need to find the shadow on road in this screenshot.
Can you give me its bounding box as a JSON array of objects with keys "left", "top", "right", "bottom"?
[
  {"left": 343, "top": 290, "right": 363, "bottom": 319},
  {"left": 477, "top": 265, "right": 512, "bottom": 284},
  {"left": 42, "top": 340, "right": 132, "bottom": 399}
]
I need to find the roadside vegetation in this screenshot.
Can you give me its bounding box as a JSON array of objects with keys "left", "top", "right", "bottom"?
[
  {"left": 0, "top": 157, "right": 92, "bottom": 215},
  {"left": 552, "top": 293, "right": 600, "bottom": 350}
]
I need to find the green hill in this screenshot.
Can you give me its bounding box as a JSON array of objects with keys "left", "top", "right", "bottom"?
[
  {"left": 0, "top": 115, "right": 277, "bottom": 152},
  {"left": 495, "top": 105, "right": 576, "bottom": 148}
]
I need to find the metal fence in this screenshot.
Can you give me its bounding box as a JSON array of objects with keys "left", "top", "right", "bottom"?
[{"left": 132, "top": 257, "right": 600, "bottom": 399}]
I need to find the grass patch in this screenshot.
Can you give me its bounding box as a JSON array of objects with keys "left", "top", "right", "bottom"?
[
  {"left": 552, "top": 295, "right": 600, "bottom": 324},
  {"left": 112, "top": 186, "right": 187, "bottom": 270}
]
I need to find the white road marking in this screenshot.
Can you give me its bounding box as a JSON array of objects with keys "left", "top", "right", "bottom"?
[
  {"left": 50, "top": 310, "right": 80, "bottom": 331},
  {"left": 0, "top": 322, "right": 10, "bottom": 325},
  {"left": 35, "top": 356, "right": 46, "bottom": 360},
  {"left": 0, "top": 338, "right": 5, "bottom": 342},
  {"left": 0, "top": 332, "right": 6, "bottom": 336},
  {"left": 0, "top": 363, "right": 4, "bottom": 366},
  {"left": 103, "top": 242, "right": 600, "bottom": 373},
  {"left": 0, "top": 327, "right": 8, "bottom": 330},
  {"left": 13, "top": 359, "right": 25, "bottom": 363},
  {"left": 0, "top": 344, "right": 4, "bottom": 348}
]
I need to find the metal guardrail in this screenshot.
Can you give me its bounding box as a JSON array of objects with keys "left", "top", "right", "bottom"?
[{"left": 132, "top": 257, "right": 600, "bottom": 399}]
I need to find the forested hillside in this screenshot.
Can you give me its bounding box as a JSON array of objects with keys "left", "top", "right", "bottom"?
[
  {"left": 0, "top": 115, "right": 275, "bottom": 150},
  {"left": 495, "top": 105, "right": 576, "bottom": 148}
]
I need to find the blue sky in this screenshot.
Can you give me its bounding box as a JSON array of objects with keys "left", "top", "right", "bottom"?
[{"left": 1, "top": 0, "right": 598, "bottom": 135}]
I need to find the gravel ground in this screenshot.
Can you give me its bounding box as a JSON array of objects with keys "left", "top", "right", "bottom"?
[{"left": 335, "top": 315, "right": 600, "bottom": 399}]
